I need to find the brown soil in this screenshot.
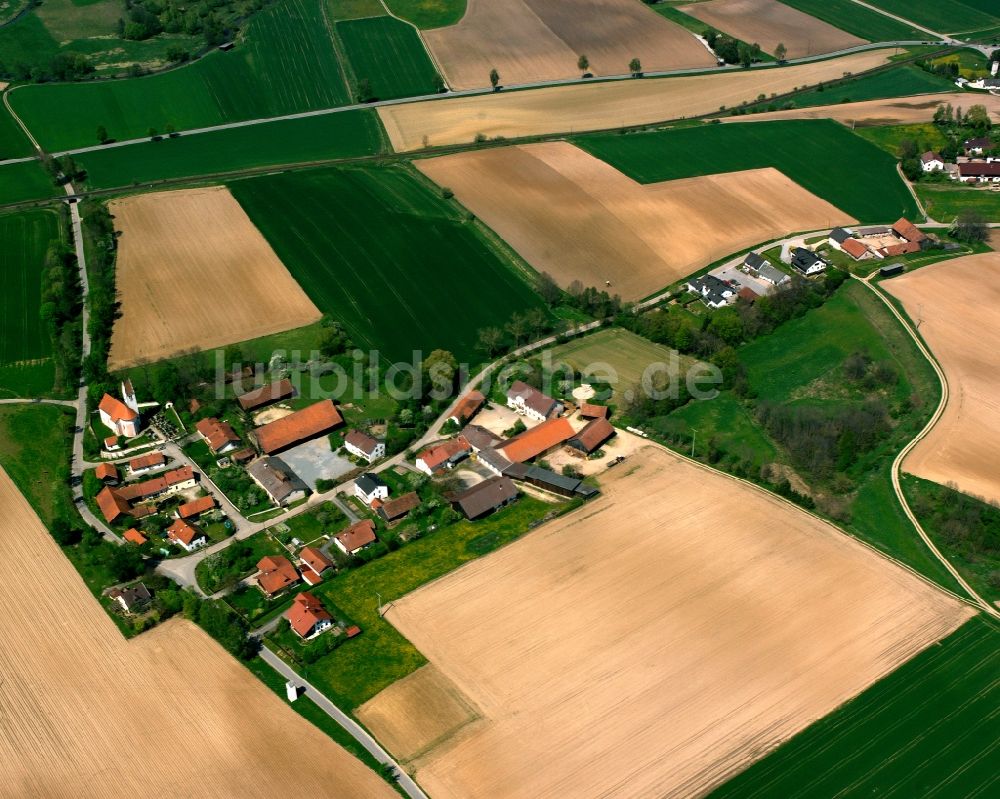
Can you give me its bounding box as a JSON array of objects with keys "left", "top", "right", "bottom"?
[{"left": 725, "top": 93, "right": 1000, "bottom": 126}]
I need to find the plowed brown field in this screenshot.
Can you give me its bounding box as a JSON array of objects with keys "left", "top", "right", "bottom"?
[
  {"left": 0, "top": 467, "right": 395, "bottom": 798},
  {"left": 680, "top": 0, "right": 863, "bottom": 60},
  {"left": 725, "top": 93, "right": 1000, "bottom": 125},
  {"left": 423, "top": 0, "right": 714, "bottom": 90},
  {"left": 417, "top": 142, "right": 853, "bottom": 299},
  {"left": 885, "top": 252, "right": 1000, "bottom": 504},
  {"left": 384, "top": 446, "right": 973, "bottom": 799},
  {"left": 378, "top": 49, "right": 891, "bottom": 150},
  {"left": 108, "top": 187, "right": 320, "bottom": 369}
]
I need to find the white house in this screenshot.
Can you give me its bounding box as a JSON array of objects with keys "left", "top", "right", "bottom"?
[
  {"left": 354, "top": 472, "right": 388, "bottom": 506},
  {"left": 414, "top": 437, "right": 471, "bottom": 476},
  {"left": 166, "top": 519, "right": 208, "bottom": 553},
  {"left": 920, "top": 151, "right": 945, "bottom": 172},
  {"left": 506, "top": 381, "right": 562, "bottom": 421},
  {"left": 98, "top": 382, "right": 141, "bottom": 438},
  {"left": 790, "top": 247, "right": 827, "bottom": 276},
  {"left": 686, "top": 275, "right": 736, "bottom": 309},
  {"left": 344, "top": 430, "right": 385, "bottom": 464}
]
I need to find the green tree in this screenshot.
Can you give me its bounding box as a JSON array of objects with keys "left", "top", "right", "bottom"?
[
  {"left": 629, "top": 57, "right": 642, "bottom": 77},
  {"left": 578, "top": 54, "right": 589, "bottom": 73},
  {"left": 96, "top": 125, "right": 109, "bottom": 144},
  {"left": 774, "top": 42, "right": 787, "bottom": 63},
  {"left": 489, "top": 68, "right": 500, "bottom": 89},
  {"left": 477, "top": 326, "right": 504, "bottom": 356},
  {"left": 953, "top": 211, "right": 988, "bottom": 243},
  {"left": 966, "top": 104, "right": 992, "bottom": 131}
]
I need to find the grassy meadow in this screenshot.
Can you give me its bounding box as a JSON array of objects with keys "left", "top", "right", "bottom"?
[
  {"left": 776, "top": 0, "right": 926, "bottom": 41},
  {"left": 863, "top": 0, "right": 1000, "bottom": 35},
  {"left": 709, "top": 615, "right": 1000, "bottom": 798},
  {"left": 0, "top": 160, "right": 57, "bottom": 206},
  {"left": 915, "top": 183, "right": 1000, "bottom": 222},
  {"left": 577, "top": 120, "right": 919, "bottom": 222},
  {"left": 337, "top": 16, "right": 441, "bottom": 100},
  {"left": 229, "top": 164, "right": 547, "bottom": 364},
  {"left": 381, "top": 0, "right": 466, "bottom": 29}
]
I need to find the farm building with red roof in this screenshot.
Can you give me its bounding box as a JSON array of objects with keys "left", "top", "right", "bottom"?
[{"left": 252, "top": 400, "right": 343, "bottom": 454}]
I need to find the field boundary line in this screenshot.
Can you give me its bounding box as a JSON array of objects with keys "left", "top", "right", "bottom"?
[
  {"left": 375, "top": 0, "right": 453, "bottom": 91},
  {"left": 853, "top": 274, "right": 998, "bottom": 617},
  {"left": 847, "top": 0, "right": 942, "bottom": 39}
]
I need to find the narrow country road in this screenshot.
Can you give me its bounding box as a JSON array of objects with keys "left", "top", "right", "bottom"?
[{"left": 258, "top": 647, "right": 429, "bottom": 799}]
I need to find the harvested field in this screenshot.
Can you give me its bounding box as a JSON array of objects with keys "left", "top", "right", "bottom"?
[
  {"left": 357, "top": 664, "right": 479, "bottom": 762},
  {"left": 378, "top": 48, "right": 891, "bottom": 149},
  {"left": 107, "top": 187, "right": 321, "bottom": 370},
  {"left": 680, "top": 0, "right": 864, "bottom": 59},
  {"left": 422, "top": 0, "right": 714, "bottom": 90},
  {"left": 885, "top": 252, "right": 1000, "bottom": 505},
  {"left": 417, "top": 141, "right": 853, "bottom": 300},
  {"left": 0, "top": 467, "right": 395, "bottom": 798},
  {"left": 727, "top": 92, "right": 1000, "bottom": 126},
  {"left": 384, "top": 445, "right": 973, "bottom": 799}
]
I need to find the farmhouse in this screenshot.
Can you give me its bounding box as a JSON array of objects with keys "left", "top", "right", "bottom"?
[
  {"left": 506, "top": 380, "right": 562, "bottom": 421},
  {"left": 964, "top": 136, "right": 992, "bottom": 155},
  {"left": 334, "top": 519, "right": 377, "bottom": 556},
  {"left": 579, "top": 402, "right": 609, "bottom": 420},
  {"left": 377, "top": 491, "right": 420, "bottom": 523},
  {"left": 504, "top": 462, "right": 599, "bottom": 499},
  {"left": 461, "top": 424, "right": 502, "bottom": 452},
  {"left": 108, "top": 583, "right": 151, "bottom": 615},
  {"left": 256, "top": 555, "right": 299, "bottom": 597},
  {"left": 958, "top": 161, "right": 1000, "bottom": 182},
  {"left": 252, "top": 400, "right": 343, "bottom": 455},
  {"left": 415, "top": 437, "right": 472, "bottom": 476},
  {"left": 828, "top": 227, "right": 853, "bottom": 249},
  {"left": 892, "top": 218, "right": 927, "bottom": 246},
  {"left": 286, "top": 592, "right": 333, "bottom": 639},
  {"left": 921, "top": 151, "right": 945, "bottom": 172},
  {"left": 195, "top": 417, "right": 241, "bottom": 454},
  {"left": 496, "top": 417, "right": 576, "bottom": 464},
  {"left": 247, "top": 457, "right": 308, "bottom": 506},
  {"left": 95, "top": 463, "right": 119, "bottom": 485},
  {"left": 452, "top": 476, "right": 519, "bottom": 520},
  {"left": 566, "top": 417, "right": 615, "bottom": 456},
  {"left": 166, "top": 519, "right": 208, "bottom": 552},
  {"left": 299, "top": 546, "right": 334, "bottom": 586},
  {"left": 231, "top": 447, "right": 255, "bottom": 465},
  {"left": 686, "top": 274, "right": 736, "bottom": 308},
  {"left": 123, "top": 528, "right": 148, "bottom": 545},
  {"left": 354, "top": 472, "right": 389, "bottom": 506},
  {"left": 237, "top": 378, "right": 295, "bottom": 411},
  {"left": 478, "top": 447, "right": 515, "bottom": 477},
  {"left": 129, "top": 451, "right": 166, "bottom": 475},
  {"left": 344, "top": 430, "right": 385, "bottom": 464},
  {"left": 790, "top": 247, "right": 827, "bottom": 276},
  {"left": 449, "top": 390, "right": 485, "bottom": 426},
  {"left": 98, "top": 388, "right": 141, "bottom": 439},
  {"left": 96, "top": 486, "right": 133, "bottom": 524},
  {"left": 176, "top": 495, "right": 216, "bottom": 520},
  {"left": 842, "top": 237, "right": 877, "bottom": 261},
  {"left": 116, "top": 465, "right": 197, "bottom": 503}
]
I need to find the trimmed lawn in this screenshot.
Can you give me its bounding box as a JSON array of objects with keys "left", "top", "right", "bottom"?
[
  {"left": 915, "top": 183, "right": 1000, "bottom": 222},
  {"left": 337, "top": 16, "right": 441, "bottom": 100},
  {"left": 709, "top": 616, "right": 1000, "bottom": 799},
  {"left": 576, "top": 119, "right": 918, "bottom": 222},
  {"left": 776, "top": 0, "right": 926, "bottom": 41},
  {"left": 76, "top": 108, "right": 385, "bottom": 190},
  {"left": 229, "top": 164, "right": 547, "bottom": 364},
  {"left": 302, "top": 494, "right": 576, "bottom": 708},
  {"left": 862, "top": 0, "right": 999, "bottom": 35},
  {"left": 10, "top": 0, "right": 353, "bottom": 151},
  {"left": 381, "top": 0, "right": 465, "bottom": 29},
  {"left": 0, "top": 160, "right": 57, "bottom": 206}
]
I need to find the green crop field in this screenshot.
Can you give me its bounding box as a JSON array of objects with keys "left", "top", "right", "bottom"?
[
  {"left": 855, "top": 122, "right": 949, "bottom": 156},
  {"left": 0, "top": 160, "right": 55, "bottom": 206},
  {"left": 381, "top": 0, "right": 465, "bottom": 29},
  {"left": 710, "top": 615, "right": 1000, "bottom": 798},
  {"left": 326, "top": 0, "right": 386, "bottom": 19},
  {"left": 337, "top": 16, "right": 441, "bottom": 100},
  {"left": 0, "top": 106, "right": 33, "bottom": 161},
  {"left": 777, "top": 0, "right": 925, "bottom": 41},
  {"left": 916, "top": 183, "right": 1000, "bottom": 222},
  {"left": 0, "top": 209, "right": 57, "bottom": 368},
  {"left": 10, "top": 0, "right": 353, "bottom": 152},
  {"left": 863, "top": 0, "right": 1000, "bottom": 35},
  {"left": 754, "top": 65, "right": 954, "bottom": 111},
  {"left": 577, "top": 120, "right": 918, "bottom": 222},
  {"left": 76, "top": 108, "right": 385, "bottom": 189},
  {"left": 229, "top": 165, "right": 546, "bottom": 364}
]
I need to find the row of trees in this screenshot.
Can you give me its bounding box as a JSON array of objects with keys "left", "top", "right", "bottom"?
[
  {"left": 39, "top": 239, "right": 83, "bottom": 394},
  {"left": 118, "top": 0, "right": 261, "bottom": 45}
]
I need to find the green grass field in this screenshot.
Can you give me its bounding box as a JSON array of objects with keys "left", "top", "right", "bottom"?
[
  {"left": 577, "top": 120, "right": 918, "bottom": 222},
  {"left": 915, "top": 183, "right": 1000, "bottom": 222},
  {"left": 10, "top": 0, "right": 352, "bottom": 152},
  {"left": 337, "top": 16, "right": 440, "bottom": 100},
  {"left": 0, "top": 160, "right": 57, "bottom": 206},
  {"left": 863, "top": 0, "right": 1000, "bottom": 35},
  {"left": 0, "top": 209, "right": 58, "bottom": 367},
  {"left": 229, "top": 165, "right": 547, "bottom": 364},
  {"left": 756, "top": 65, "right": 954, "bottom": 110},
  {"left": 776, "top": 0, "right": 926, "bottom": 41},
  {"left": 0, "top": 105, "right": 33, "bottom": 160},
  {"left": 854, "top": 122, "right": 949, "bottom": 155},
  {"left": 76, "top": 108, "right": 385, "bottom": 189},
  {"left": 709, "top": 615, "right": 1000, "bottom": 798},
  {"left": 381, "top": 0, "right": 465, "bottom": 29}
]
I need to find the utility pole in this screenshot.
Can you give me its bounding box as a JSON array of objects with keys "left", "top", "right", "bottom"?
[
  {"left": 691, "top": 428, "right": 698, "bottom": 458},
  {"left": 376, "top": 592, "right": 383, "bottom": 617}
]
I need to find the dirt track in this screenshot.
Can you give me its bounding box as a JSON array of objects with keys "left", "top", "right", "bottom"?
[
  {"left": 680, "top": 0, "right": 864, "bottom": 60},
  {"left": 0, "top": 467, "right": 395, "bottom": 798},
  {"left": 378, "top": 49, "right": 891, "bottom": 150},
  {"left": 725, "top": 93, "right": 1000, "bottom": 125},
  {"left": 108, "top": 187, "right": 320, "bottom": 369},
  {"left": 384, "top": 445, "right": 972, "bottom": 799},
  {"left": 424, "top": 0, "right": 714, "bottom": 90},
  {"left": 885, "top": 252, "right": 1000, "bottom": 505},
  {"left": 417, "top": 142, "right": 853, "bottom": 300}
]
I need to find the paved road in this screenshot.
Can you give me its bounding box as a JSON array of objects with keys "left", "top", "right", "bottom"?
[{"left": 258, "top": 647, "right": 429, "bottom": 799}]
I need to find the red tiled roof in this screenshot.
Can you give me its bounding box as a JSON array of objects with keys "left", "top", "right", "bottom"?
[
  {"left": 231, "top": 447, "right": 255, "bottom": 464},
  {"left": 335, "top": 519, "right": 377, "bottom": 554},
  {"left": 98, "top": 393, "right": 137, "bottom": 423},
  {"left": 301, "top": 569, "right": 323, "bottom": 586},
  {"left": 177, "top": 495, "right": 215, "bottom": 519},
  {"left": 879, "top": 242, "right": 920, "bottom": 258},
  {"left": 378, "top": 492, "right": 420, "bottom": 521},
  {"left": 738, "top": 286, "right": 759, "bottom": 302},
  {"left": 104, "top": 436, "right": 119, "bottom": 449},
  {"left": 841, "top": 238, "right": 870, "bottom": 260},
  {"left": 498, "top": 417, "right": 576, "bottom": 463},
  {"left": 450, "top": 390, "right": 485, "bottom": 423},
  {"left": 96, "top": 487, "right": 131, "bottom": 523},
  {"left": 300, "top": 545, "right": 334, "bottom": 575},
  {"left": 117, "top": 465, "right": 195, "bottom": 501},
  {"left": 237, "top": 378, "right": 294, "bottom": 411},
  {"left": 286, "top": 591, "right": 333, "bottom": 637},
  {"left": 123, "top": 528, "right": 147, "bottom": 545},
  {"left": 568, "top": 418, "right": 615, "bottom": 454},
  {"left": 167, "top": 518, "right": 204, "bottom": 546},
  {"left": 95, "top": 463, "right": 119, "bottom": 482},
  {"left": 129, "top": 451, "right": 166, "bottom": 472},
  {"left": 257, "top": 555, "right": 299, "bottom": 595},
  {"left": 254, "top": 400, "right": 343, "bottom": 454},
  {"left": 579, "top": 402, "right": 608, "bottom": 419},
  {"left": 345, "top": 429, "right": 381, "bottom": 455},
  {"left": 417, "top": 437, "right": 471, "bottom": 471},
  {"left": 345, "top": 625, "right": 361, "bottom": 638},
  {"left": 891, "top": 218, "right": 926, "bottom": 244},
  {"left": 195, "top": 417, "right": 240, "bottom": 453}
]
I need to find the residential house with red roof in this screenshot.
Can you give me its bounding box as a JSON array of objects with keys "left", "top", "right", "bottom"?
[
  {"left": 129, "top": 451, "right": 166, "bottom": 475},
  {"left": 256, "top": 555, "right": 299, "bottom": 597},
  {"left": 166, "top": 519, "right": 208, "bottom": 552},
  {"left": 176, "top": 495, "right": 216, "bottom": 520},
  {"left": 333, "top": 519, "right": 377, "bottom": 556},
  {"left": 194, "top": 417, "right": 240, "bottom": 454},
  {"left": 299, "top": 546, "right": 334, "bottom": 586},
  {"left": 415, "top": 437, "right": 471, "bottom": 476},
  {"left": 286, "top": 591, "right": 333, "bottom": 638},
  {"left": 95, "top": 463, "right": 120, "bottom": 485},
  {"left": 123, "top": 528, "right": 148, "bottom": 545}
]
